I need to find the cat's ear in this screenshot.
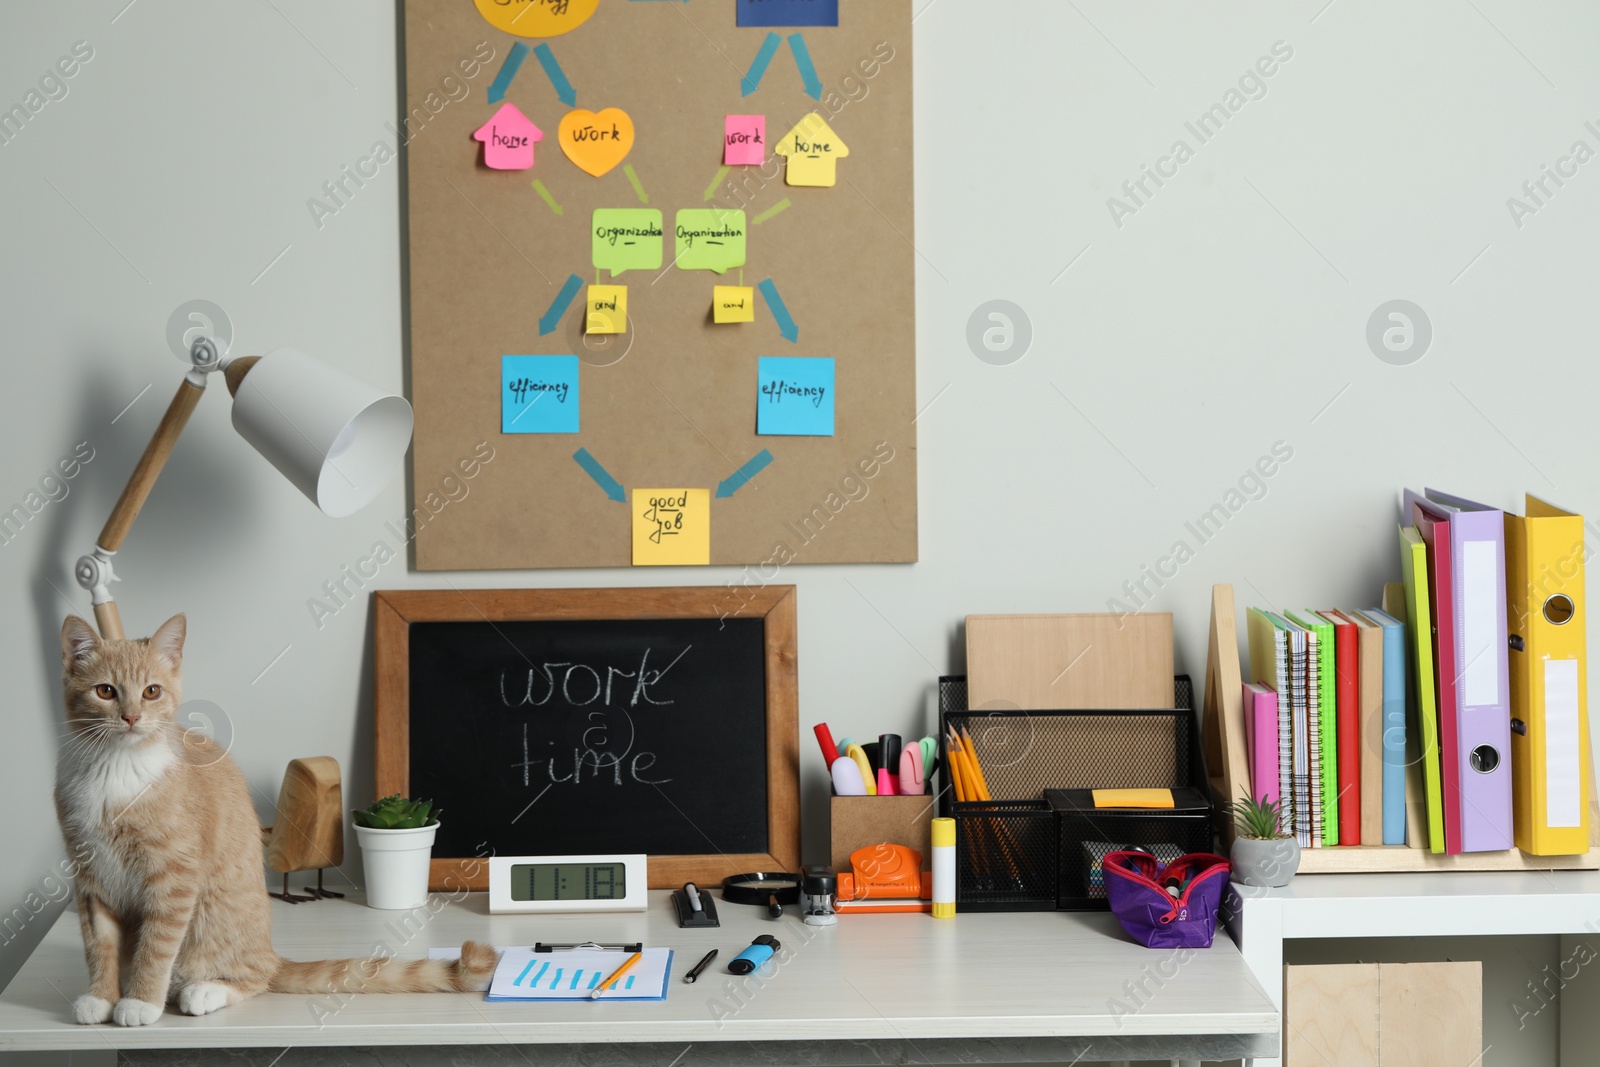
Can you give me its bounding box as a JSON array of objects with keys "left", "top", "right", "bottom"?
[
  {"left": 61, "top": 616, "right": 100, "bottom": 670},
  {"left": 149, "top": 614, "right": 186, "bottom": 669}
]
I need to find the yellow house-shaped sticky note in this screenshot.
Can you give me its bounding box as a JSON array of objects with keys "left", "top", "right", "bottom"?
[
  {"left": 774, "top": 113, "right": 849, "bottom": 188},
  {"left": 713, "top": 285, "right": 755, "bottom": 324},
  {"left": 632, "top": 488, "right": 710, "bottom": 566},
  {"left": 587, "top": 284, "right": 627, "bottom": 334}
]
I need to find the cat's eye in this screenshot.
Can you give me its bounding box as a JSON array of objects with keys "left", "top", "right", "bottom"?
[
  {"left": 93, "top": 684, "right": 116, "bottom": 700},
  {"left": 143, "top": 684, "right": 162, "bottom": 700}
]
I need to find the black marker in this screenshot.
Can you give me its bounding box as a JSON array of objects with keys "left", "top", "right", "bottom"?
[{"left": 684, "top": 949, "right": 718, "bottom": 983}]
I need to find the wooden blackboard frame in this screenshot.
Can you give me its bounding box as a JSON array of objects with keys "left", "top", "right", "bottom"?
[{"left": 373, "top": 585, "right": 799, "bottom": 890}]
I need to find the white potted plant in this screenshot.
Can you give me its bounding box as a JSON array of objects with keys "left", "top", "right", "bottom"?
[
  {"left": 1227, "top": 795, "right": 1300, "bottom": 888},
  {"left": 352, "top": 794, "right": 439, "bottom": 909}
]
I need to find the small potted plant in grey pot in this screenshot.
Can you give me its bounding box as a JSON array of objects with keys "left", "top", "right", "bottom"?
[
  {"left": 1227, "top": 795, "right": 1299, "bottom": 888},
  {"left": 353, "top": 794, "right": 439, "bottom": 909}
]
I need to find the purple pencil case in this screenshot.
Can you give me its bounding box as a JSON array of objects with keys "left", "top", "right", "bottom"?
[{"left": 1102, "top": 851, "right": 1230, "bottom": 950}]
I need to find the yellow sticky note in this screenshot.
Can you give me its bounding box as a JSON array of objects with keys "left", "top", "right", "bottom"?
[
  {"left": 1091, "top": 788, "right": 1175, "bottom": 809},
  {"left": 774, "top": 113, "right": 850, "bottom": 188},
  {"left": 587, "top": 285, "right": 627, "bottom": 334},
  {"left": 713, "top": 285, "right": 755, "bottom": 324},
  {"left": 632, "top": 489, "right": 710, "bottom": 566}
]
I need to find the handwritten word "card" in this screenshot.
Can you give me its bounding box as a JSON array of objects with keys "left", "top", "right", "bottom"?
[
  {"left": 757, "top": 356, "right": 834, "bottom": 436},
  {"left": 675, "top": 209, "right": 747, "bottom": 274},
  {"left": 587, "top": 285, "right": 627, "bottom": 334},
  {"left": 593, "top": 208, "right": 663, "bottom": 277},
  {"left": 632, "top": 489, "right": 710, "bottom": 566},
  {"left": 736, "top": 0, "right": 839, "bottom": 27},
  {"left": 714, "top": 285, "right": 756, "bottom": 323},
  {"left": 502, "top": 355, "right": 579, "bottom": 434}
]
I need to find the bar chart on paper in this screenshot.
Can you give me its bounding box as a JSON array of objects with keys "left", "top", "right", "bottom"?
[{"left": 453, "top": 946, "right": 674, "bottom": 1001}]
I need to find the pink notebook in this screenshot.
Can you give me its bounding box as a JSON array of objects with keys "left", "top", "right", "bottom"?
[{"left": 1243, "top": 681, "right": 1281, "bottom": 808}]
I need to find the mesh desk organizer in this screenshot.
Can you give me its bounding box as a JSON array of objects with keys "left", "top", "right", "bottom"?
[{"left": 938, "top": 675, "right": 1213, "bottom": 911}]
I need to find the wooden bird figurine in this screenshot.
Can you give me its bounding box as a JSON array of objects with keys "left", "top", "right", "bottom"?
[{"left": 261, "top": 756, "right": 345, "bottom": 903}]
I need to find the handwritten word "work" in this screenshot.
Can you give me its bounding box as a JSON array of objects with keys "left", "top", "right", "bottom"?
[{"left": 499, "top": 647, "right": 689, "bottom": 708}]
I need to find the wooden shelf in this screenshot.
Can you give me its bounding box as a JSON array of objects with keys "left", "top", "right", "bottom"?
[{"left": 1202, "top": 582, "right": 1599, "bottom": 875}]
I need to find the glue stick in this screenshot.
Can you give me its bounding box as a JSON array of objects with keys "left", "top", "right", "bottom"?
[{"left": 931, "top": 817, "right": 955, "bottom": 918}]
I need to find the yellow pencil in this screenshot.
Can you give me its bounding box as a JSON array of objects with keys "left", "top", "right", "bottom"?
[{"left": 590, "top": 951, "right": 643, "bottom": 999}]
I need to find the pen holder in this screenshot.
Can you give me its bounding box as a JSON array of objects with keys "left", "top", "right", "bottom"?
[{"left": 829, "top": 794, "right": 932, "bottom": 872}]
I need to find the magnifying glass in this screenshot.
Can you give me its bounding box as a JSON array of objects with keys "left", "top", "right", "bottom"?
[{"left": 722, "top": 873, "right": 801, "bottom": 919}]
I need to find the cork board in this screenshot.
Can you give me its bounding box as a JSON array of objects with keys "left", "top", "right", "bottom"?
[{"left": 401, "top": 0, "right": 917, "bottom": 569}]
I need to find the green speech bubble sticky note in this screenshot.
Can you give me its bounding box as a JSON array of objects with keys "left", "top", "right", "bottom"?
[
  {"left": 675, "top": 209, "right": 747, "bottom": 274},
  {"left": 592, "top": 208, "right": 664, "bottom": 278}
]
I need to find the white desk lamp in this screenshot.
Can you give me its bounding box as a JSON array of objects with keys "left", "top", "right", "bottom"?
[{"left": 74, "top": 337, "right": 414, "bottom": 639}]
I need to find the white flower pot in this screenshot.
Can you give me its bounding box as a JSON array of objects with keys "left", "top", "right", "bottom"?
[{"left": 354, "top": 822, "right": 438, "bottom": 909}]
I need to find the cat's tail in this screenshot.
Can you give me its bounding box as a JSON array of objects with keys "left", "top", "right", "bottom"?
[{"left": 267, "top": 940, "right": 499, "bottom": 994}]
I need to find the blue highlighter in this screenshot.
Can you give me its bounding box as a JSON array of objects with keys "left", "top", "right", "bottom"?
[{"left": 728, "top": 935, "right": 781, "bottom": 975}]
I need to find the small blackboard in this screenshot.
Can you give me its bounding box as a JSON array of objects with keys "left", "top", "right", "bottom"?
[{"left": 374, "top": 587, "right": 799, "bottom": 890}]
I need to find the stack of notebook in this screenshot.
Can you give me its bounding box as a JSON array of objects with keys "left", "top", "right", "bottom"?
[{"left": 1242, "top": 491, "right": 1590, "bottom": 856}]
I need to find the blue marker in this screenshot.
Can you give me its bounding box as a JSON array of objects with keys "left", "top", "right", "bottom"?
[{"left": 728, "top": 935, "right": 781, "bottom": 975}]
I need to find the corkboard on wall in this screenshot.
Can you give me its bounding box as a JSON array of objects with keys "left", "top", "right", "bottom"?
[{"left": 401, "top": 0, "right": 917, "bottom": 569}]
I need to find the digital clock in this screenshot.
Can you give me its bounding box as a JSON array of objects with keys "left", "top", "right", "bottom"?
[{"left": 488, "top": 854, "right": 649, "bottom": 913}]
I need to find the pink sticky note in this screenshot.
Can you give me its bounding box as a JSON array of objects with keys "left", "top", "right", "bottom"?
[
  {"left": 474, "top": 102, "right": 543, "bottom": 171},
  {"left": 724, "top": 114, "right": 766, "bottom": 166}
]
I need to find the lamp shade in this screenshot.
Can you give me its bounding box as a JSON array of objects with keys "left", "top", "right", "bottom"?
[{"left": 230, "top": 348, "right": 414, "bottom": 517}]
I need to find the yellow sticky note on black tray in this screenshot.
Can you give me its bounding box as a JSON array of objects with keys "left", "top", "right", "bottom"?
[{"left": 1092, "top": 788, "right": 1175, "bottom": 809}]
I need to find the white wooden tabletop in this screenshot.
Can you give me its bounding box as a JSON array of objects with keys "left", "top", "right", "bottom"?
[{"left": 0, "top": 889, "right": 1277, "bottom": 1058}]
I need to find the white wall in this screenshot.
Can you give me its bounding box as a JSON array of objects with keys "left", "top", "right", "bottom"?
[{"left": 2, "top": 3, "right": 1596, "bottom": 1059}]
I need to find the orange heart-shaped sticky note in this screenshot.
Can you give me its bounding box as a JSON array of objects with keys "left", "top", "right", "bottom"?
[{"left": 559, "top": 108, "right": 635, "bottom": 178}]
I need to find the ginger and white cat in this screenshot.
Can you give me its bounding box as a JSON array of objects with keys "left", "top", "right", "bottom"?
[{"left": 54, "top": 614, "right": 496, "bottom": 1027}]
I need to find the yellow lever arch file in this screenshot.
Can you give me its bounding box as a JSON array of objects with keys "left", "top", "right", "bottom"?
[{"left": 1506, "top": 495, "right": 1591, "bottom": 856}]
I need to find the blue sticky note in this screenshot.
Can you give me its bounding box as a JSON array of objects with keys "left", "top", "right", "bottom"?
[
  {"left": 736, "top": 0, "right": 839, "bottom": 27},
  {"left": 502, "top": 356, "right": 579, "bottom": 434},
  {"left": 757, "top": 357, "right": 834, "bottom": 436}
]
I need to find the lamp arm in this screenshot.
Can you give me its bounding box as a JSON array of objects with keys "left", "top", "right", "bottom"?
[{"left": 72, "top": 339, "right": 249, "bottom": 640}]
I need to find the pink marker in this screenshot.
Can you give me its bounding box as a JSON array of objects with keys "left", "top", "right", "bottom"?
[
  {"left": 899, "top": 747, "right": 925, "bottom": 796},
  {"left": 876, "top": 767, "right": 897, "bottom": 796}
]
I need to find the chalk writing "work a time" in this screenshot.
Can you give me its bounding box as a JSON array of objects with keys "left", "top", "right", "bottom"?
[
  {"left": 499, "top": 647, "right": 687, "bottom": 708},
  {"left": 762, "top": 379, "right": 827, "bottom": 407}
]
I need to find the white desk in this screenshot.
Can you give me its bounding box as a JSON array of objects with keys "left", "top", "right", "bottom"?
[
  {"left": 1227, "top": 870, "right": 1600, "bottom": 1067},
  {"left": 0, "top": 890, "right": 1277, "bottom": 1064}
]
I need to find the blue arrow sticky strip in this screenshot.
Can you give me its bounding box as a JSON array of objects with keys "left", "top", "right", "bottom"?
[
  {"left": 758, "top": 278, "right": 798, "bottom": 343},
  {"left": 788, "top": 33, "right": 822, "bottom": 100},
  {"left": 717, "top": 450, "right": 774, "bottom": 498},
  {"left": 539, "top": 274, "right": 584, "bottom": 336},
  {"left": 487, "top": 42, "right": 529, "bottom": 104},
  {"left": 573, "top": 448, "right": 627, "bottom": 502},
  {"left": 533, "top": 43, "right": 577, "bottom": 106},
  {"left": 742, "top": 33, "right": 782, "bottom": 96}
]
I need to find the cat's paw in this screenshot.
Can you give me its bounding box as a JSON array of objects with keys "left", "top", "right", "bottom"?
[
  {"left": 72, "top": 995, "right": 113, "bottom": 1024},
  {"left": 111, "top": 998, "right": 161, "bottom": 1026},
  {"left": 176, "top": 981, "right": 234, "bottom": 1016}
]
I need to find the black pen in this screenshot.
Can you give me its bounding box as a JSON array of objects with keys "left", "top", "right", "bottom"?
[{"left": 684, "top": 949, "right": 718, "bottom": 983}]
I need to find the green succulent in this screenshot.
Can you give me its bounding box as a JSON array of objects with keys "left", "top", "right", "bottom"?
[
  {"left": 353, "top": 794, "right": 437, "bottom": 830},
  {"left": 1227, "top": 794, "right": 1289, "bottom": 840}
]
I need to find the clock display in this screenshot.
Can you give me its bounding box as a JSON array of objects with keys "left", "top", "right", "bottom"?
[{"left": 510, "top": 862, "right": 626, "bottom": 901}]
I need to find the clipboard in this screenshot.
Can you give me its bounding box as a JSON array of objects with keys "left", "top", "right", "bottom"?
[{"left": 486, "top": 944, "right": 673, "bottom": 1001}]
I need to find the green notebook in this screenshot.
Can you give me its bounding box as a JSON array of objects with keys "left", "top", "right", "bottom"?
[{"left": 1287, "top": 609, "right": 1339, "bottom": 846}]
